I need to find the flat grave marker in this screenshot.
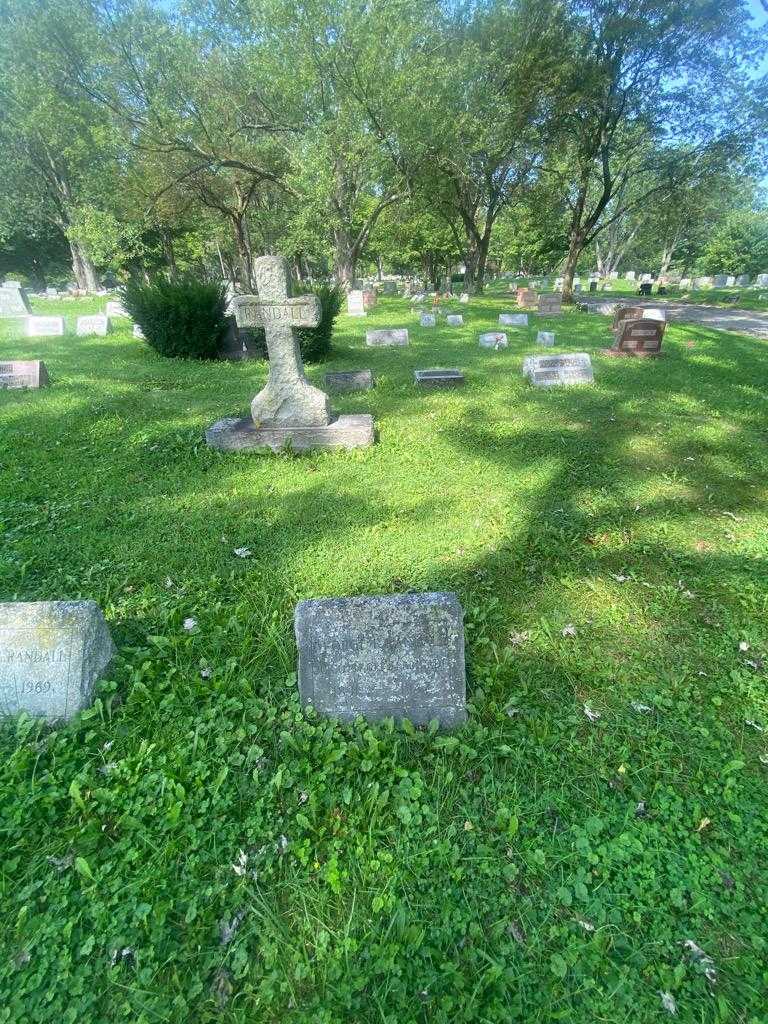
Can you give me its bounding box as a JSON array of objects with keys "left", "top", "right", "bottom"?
[
  {"left": 445, "top": 314, "right": 463, "bottom": 326},
  {"left": 366, "top": 328, "right": 408, "bottom": 347},
  {"left": 295, "top": 592, "right": 466, "bottom": 727},
  {"left": 414, "top": 368, "right": 465, "bottom": 388},
  {"left": 420, "top": 313, "right": 436, "bottom": 327},
  {"left": 499, "top": 313, "right": 528, "bottom": 326},
  {"left": 523, "top": 352, "right": 593, "bottom": 387},
  {"left": 538, "top": 294, "right": 562, "bottom": 315},
  {"left": 479, "top": 331, "right": 508, "bottom": 349},
  {"left": 27, "top": 316, "right": 64, "bottom": 337},
  {"left": 76, "top": 314, "right": 110, "bottom": 336},
  {"left": 536, "top": 331, "right": 555, "bottom": 347},
  {"left": 0, "top": 359, "right": 49, "bottom": 389},
  {"left": 325, "top": 370, "right": 374, "bottom": 393},
  {"left": 0, "top": 601, "right": 115, "bottom": 721}
]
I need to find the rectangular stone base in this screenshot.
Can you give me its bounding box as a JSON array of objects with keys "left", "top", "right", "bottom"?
[
  {"left": 206, "top": 414, "right": 375, "bottom": 452},
  {"left": 601, "top": 347, "right": 662, "bottom": 358}
]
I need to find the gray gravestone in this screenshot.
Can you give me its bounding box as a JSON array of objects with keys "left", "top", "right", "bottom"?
[
  {"left": 295, "top": 592, "right": 466, "bottom": 727},
  {"left": 0, "top": 360, "right": 49, "bottom": 389},
  {"left": 536, "top": 331, "right": 555, "bottom": 346},
  {"left": 27, "top": 316, "right": 64, "bottom": 337},
  {"left": 76, "top": 314, "right": 110, "bottom": 336},
  {"left": 713, "top": 275, "right": 727, "bottom": 287},
  {"left": 479, "top": 331, "right": 508, "bottom": 348},
  {"left": 206, "top": 255, "right": 374, "bottom": 452},
  {"left": 756, "top": 273, "right": 768, "bottom": 287},
  {"left": 625, "top": 271, "right": 636, "bottom": 281},
  {"left": 325, "top": 370, "right": 374, "bottom": 392},
  {"left": 523, "top": 352, "right": 593, "bottom": 387},
  {"left": 105, "top": 299, "right": 127, "bottom": 317},
  {"left": 499, "top": 313, "right": 528, "bottom": 326},
  {"left": 0, "top": 281, "right": 31, "bottom": 317},
  {"left": 538, "top": 294, "right": 562, "bottom": 315},
  {"left": 725, "top": 275, "right": 735, "bottom": 287},
  {"left": 414, "top": 368, "right": 465, "bottom": 388},
  {"left": 445, "top": 314, "right": 463, "bottom": 326},
  {"left": 0, "top": 601, "right": 115, "bottom": 720},
  {"left": 379, "top": 281, "right": 397, "bottom": 296},
  {"left": 736, "top": 274, "right": 750, "bottom": 287},
  {"left": 420, "top": 313, "right": 436, "bottom": 327},
  {"left": 366, "top": 328, "right": 408, "bottom": 347}
]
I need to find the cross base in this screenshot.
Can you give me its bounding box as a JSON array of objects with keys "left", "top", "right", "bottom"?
[
  {"left": 601, "top": 347, "right": 663, "bottom": 358},
  {"left": 205, "top": 414, "right": 375, "bottom": 453}
]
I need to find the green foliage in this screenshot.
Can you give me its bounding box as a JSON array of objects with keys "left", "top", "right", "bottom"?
[
  {"left": 701, "top": 210, "right": 768, "bottom": 276},
  {"left": 2, "top": 288, "right": 768, "bottom": 1021},
  {"left": 123, "top": 277, "right": 228, "bottom": 360}
]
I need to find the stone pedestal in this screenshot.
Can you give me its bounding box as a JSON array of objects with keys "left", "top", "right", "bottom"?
[{"left": 206, "top": 414, "right": 375, "bottom": 452}]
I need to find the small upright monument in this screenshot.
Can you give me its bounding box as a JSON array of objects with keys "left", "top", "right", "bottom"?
[
  {"left": 206, "top": 255, "right": 374, "bottom": 452},
  {"left": 0, "top": 281, "right": 31, "bottom": 317}
]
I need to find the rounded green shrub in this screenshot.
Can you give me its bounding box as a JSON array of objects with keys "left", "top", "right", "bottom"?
[{"left": 123, "top": 277, "right": 228, "bottom": 359}]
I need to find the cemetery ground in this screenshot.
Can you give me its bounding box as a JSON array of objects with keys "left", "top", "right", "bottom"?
[
  {"left": 592, "top": 279, "right": 768, "bottom": 314},
  {"left": 1, "top": 287, "right": 768, "bottom": 1024}
]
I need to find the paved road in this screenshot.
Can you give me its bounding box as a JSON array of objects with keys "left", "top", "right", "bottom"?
[{"left": 583, "top": 298, "right": 768, "bottom": 339}]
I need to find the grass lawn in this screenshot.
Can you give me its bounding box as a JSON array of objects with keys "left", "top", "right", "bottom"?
[{"left": 1, "top": 288, "right": 767, "bottom": 1023}]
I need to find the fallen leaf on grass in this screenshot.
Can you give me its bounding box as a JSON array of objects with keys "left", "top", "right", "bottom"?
[
  {"left": 738, "top": 640, "right": 750, "bottom": 652},
  {"left": 696, "top": 817, "right": 711, "bottom": 832},
  {"left": 508, "top": 630, "right": 529, "bottom": 646},
  {"left": 583, "top": 703, "right": 600, "bottom": 722},
  {"left": 182, "top": 617, "right": 198, "bottom": 632},
  {"left": 562, "top": 624, "right": 577, "bottom": 638},
  {"left": 507, "top": 920, "right": 526, "bottom": 943},
  {"left": 46, "top": 851, "right": 74, "bottom": 873},
  {"left": 576, "top": 918, "right": 595, "bottom": 932},
  {"left": 659, "top": 990, "right": 678, "bottom": 1015},
  {"left": 745, "top": 720, "right": 764, "bottom": 732},
  {"left": 630, "top": 701, "right": 653, "bottom": 714},
  {"left": 682, "top": 939, "right": 717, "bottom": 984},
  {"left": 233, "top": 547, "right": 252, "bottom": 558},
  {"left": 635, "top": 801, "right": 647, "bottom": 818},
  {"left": 212, "top": 966, "right": 233, "bottom": 1008},
  {"left": 220, "top": 910, "right": 246, "bottom": 946}
]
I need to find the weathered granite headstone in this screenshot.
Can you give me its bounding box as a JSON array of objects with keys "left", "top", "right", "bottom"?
[
  {"left": 414, "top": 368, "right": 465, "bottom": 388},
  {"left": 366, "top": 328, "right": 408, "bottom": 347},
  {"left": 642, "top": 308, "right": 666, "bottom": 322},
  {"left": 756, "top": 273, "right": 768, "bottom": 287},
  {"left": 573, "top": 279, "right": 582, "bottom": 292},
  {"left": 325, "top": 370, "right": 374, "bottom": 392},
  {"left": 625, "top": 271, "right": 636, "bottom": 281},
  {"left": 499, "top": 313, "right": 528, "bottom": 326},
  {"left": 294, "top": 592, "right": 466, "bottom": 727},
  {"left": 607, "top": 319, "right": 665, "bottom": 356},
  {"left": 347, "top": 290, "right": 366, "bottom": 317},
  {"left": 445, "top": 314, "right": 463, "bottom": 326},
  {"left": 410, "top": 292, "right": 426, "bottom": 304},
  {"left": 536, "top": 331, "right": 555, "bottom": 347},
  {"left": 736, "top": 274, "right": 750, "bottom": 287},
  {"left": 0, "top": 281, "right": 31, "bottom": 317},
  {"left": 517, "top": 288, "right": 537, "bottom": 307},
  {"left": 206, "top": 255, "right": 374, "bottom": 452},
  {"left": 0, "top": 601, "right": 115, "bottom": 721},
  {"left": 713, "top": 274, "right": 727, "bottom": 288},
  {"left": 27, "top": 316, "right": 64, "bottom": 337},
  {"left": 538, "top": 294, "right": 562, "bottom": 315},
  {"left": 459, "top": 292, "right": 469, "bottom": 304},
  {"left": 76, "top": 314, "right": 111, "bottom": 336},
  {"left": 420, "top": 313, "right": 436, "bottom": 327},
  {"left": 379, "top": 281, "right": 397, "bottom": 296},
  {"left": 0, "top": 360, "right": 49, "bottom": 389},
  {"left": 725, "top": 275, "right": 735, "bottom": 287},
  {"left": 479, "top": 331, "right": 508, "bottom": 349},
  {"left": 523, "top": 352, "right": 593, "bottom": 387}
]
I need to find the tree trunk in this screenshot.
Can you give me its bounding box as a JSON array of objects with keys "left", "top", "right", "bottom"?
[
  {"left": 161, "top": 229, "right": 179, "bottom": 282},
  {"left": 334, "top": 227, "right": 356, "bottom": 289},
  {"left": 68, "top": 239, "right": 98, "bottom": 292},
  {"left": 232, "top": 214, "right": 254, "bottom": 290},
  {"left": 561, "top": 235, "right": 584, "bottom": 304}
]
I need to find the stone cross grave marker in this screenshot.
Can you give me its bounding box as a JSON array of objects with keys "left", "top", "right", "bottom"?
[
  {"left": 27, "top": 316, "right": 64, "bottom": 337},
  {"left": 206, "top": 255, "right": 374, "bottom": 452},
  {"left": 0, "top": 601, "right": 115, "bottom": 721},
  {"left": 295, "top": 592, "right": 466, "bottom": 727},
  {"left": 523, "top": 352, "right": 593, "bottom": 387},
  {"left": 0, "top": 360, "right": 49, "bottom": 389},
  {"left": 0, "top": 281, "right": 31, "bottom": 317}
]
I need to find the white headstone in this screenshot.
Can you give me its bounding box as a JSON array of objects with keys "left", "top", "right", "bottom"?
[
  {"left": 0, "top": 281, "right": 32, "bottom": 316},
  {"left": 712, "top": 274, "right": 727, "bottom": 287},
  {"left": 347, "top": 290, "right": 366, "bottom": 317},
  {"left": 679, "top": 277, "right": 691, "bottom": 289},
  {"left": 756, "top": 274, "right": 768, "bottom": 287},
  {"left": 0, "top": 360, "right": 49, "bottom": 389},
  {"left": 0, "top": 601, "right": 115, "bottom": 721},
  {"left": 45, "top": 287, "right": 59, "bottom": 298},
  {"left": 410, "top": 292, "right": 426, "bottom": 304},
  {"left": 642, "top": 308, "right": 666, "bottom": 321},
  {"left": 420, "top": 314, "right": 436, "bottom": 327},
  {"left": 610, "top": 271, "right": 619, "bottom": 280},
  {"left": 523, "top": 352, "right": 593, "bottom": 388},
  {"left": 365, "top": 328, "right": 409, "bottom": 347},
  {"left": 554, "top": 277, "right": 564, "bottom": 291},
  {"left": 499, "top": 313, "right": 528, "bottom": 326},
  {"left": 536, "top": 331, "right": 555, "bottom": 347},
  {"left": 459, "top": 293, "right": 469, "bottom": 304},
  {"left": 105, "top": 300, "right": 127, "bottom": 318},
  {"left": 27, "top": 316, "right": 64, "bottom": 337},
  {"left": 725, "top": 275, "right": 735, "bottom": 287},
  {"left": 573, "top": 279, "right": 582, "bottom": 292},
  {"left": 735, "top": 274, "right": 750, "bottom": 287},
  {"left": 133, "top": 324, "right": 145, "bottom": 339},
  {"left": 479, "top": 331, "right": 508, "bottom": 349},
  {"left": 445, "top": 314, "right": 463, "bottom": 326},
  {"left": 76, "top": 314, "right": 111, "bottom": 336},
  {"left": 625, "top": 271, "right": 636, "bottom": 281}
]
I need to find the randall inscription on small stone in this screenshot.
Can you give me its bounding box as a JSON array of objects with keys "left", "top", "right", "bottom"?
[
  {"left": 0, "top": 359, "right": 49, "bottom": 389},
  {"left": 0, "top": 601, "right": 115, "bottom": 720},
  {"left": 295, "top": 592, "right": 466, "bottom": 727}
]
